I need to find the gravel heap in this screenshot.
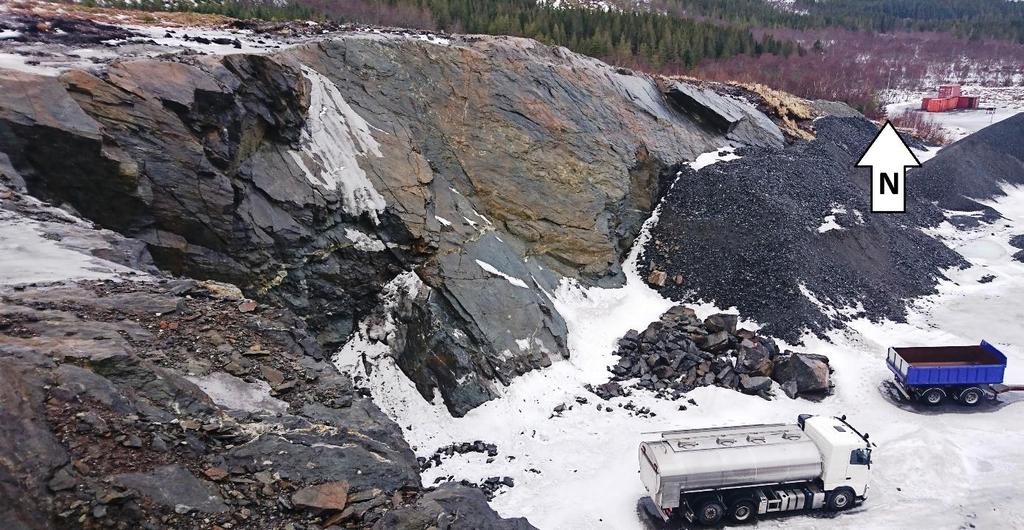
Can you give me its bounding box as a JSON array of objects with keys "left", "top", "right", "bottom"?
[
  {"left": 911, "top": 113, "right": 1024, "bottom": 212},
  {"left": 642, "top": 117, "right": 968, "bottom": 340},
  {"left": 605, "top": 306, "right": 832, "bottom": 400}
]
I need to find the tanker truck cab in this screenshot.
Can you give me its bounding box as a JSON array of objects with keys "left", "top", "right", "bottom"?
[
  {"left": 639, "top": 415, "right": 872, "bottom": 525},
  {"left": 800, "top": 415, "right": 871, "bottom": 502}
]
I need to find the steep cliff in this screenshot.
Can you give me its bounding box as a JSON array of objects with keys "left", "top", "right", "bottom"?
[{"left": 0, "top": 24, "right": 788, "bottom": 414}]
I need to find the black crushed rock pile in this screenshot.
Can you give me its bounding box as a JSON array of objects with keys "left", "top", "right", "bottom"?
[
  {"left": 419, "top": 441, "right": 500, "bottom": 471},
  {"left": 642, "top": 117, "right": 967, "bottom": 340},
  {"left": 911, "top": 113, "right": 1024, "bottom": 213},
  {"left": 604, "top": 306, "right": 832, "bottom": 400},
  {"left": 1010, "top": 235, "right": 1024, "bottom": 263}
]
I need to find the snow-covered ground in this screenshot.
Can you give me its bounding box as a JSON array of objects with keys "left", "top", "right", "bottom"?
[
  {"left": 0, "top": 193, "right": 145, "bottom": 285},
  {"left": 339, "top": 149, "right": 1024, "bottom": 529},
  {"left": 884, "top": 85, "right": 1024, "bottom": 141}
]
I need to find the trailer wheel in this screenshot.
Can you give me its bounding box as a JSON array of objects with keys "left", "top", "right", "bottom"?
[
  {"left": 959, "top": 387, "right": 982, "bottom": 406},
  {"left": 922, "top": 388, "right": 944, "bottom": 405},
  {"left": 826, "top": 488, "right": 855, "bottom": 511},
  {"left": 696, "top": 499, "right": 725, "bottom": 526},
  {"left": 728, "top": 499, "right": 756, "bottom": 523}
]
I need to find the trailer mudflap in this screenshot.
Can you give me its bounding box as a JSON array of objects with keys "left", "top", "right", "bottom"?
[
  {"left": 640, "top": 496, "right": 671, "bottom": 522},
  {"left": 891, "top": 380, "right": 912, "bottom": 401}
]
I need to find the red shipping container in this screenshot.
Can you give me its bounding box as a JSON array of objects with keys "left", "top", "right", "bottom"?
[{"left": 937, "top": 84, "right": 961, "bottom": 98}]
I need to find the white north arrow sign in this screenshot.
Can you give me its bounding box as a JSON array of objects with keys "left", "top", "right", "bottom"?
[{"left": 856, "top": 121, "right": 922, "bottom": 213}]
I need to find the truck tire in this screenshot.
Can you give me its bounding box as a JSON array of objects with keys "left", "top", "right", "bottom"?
[
  {"left": 922, "top": 388, "right": 944, "bottom": 405},
  {"left": 959, "top": 387, "right": 982, "bottom": 406},
  {"left": 696, "top": 499, "right": 725, "bottom": 526},
  {"left": 728, "top": 499, "right": 756, "bottom": 523},
  {"left": 826, "top": 488, "right": 855, "bottom": 511}
]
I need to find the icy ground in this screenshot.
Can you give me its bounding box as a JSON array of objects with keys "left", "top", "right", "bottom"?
[{"left": 338, "top": 152, "right": 1024, "bottom": 529}]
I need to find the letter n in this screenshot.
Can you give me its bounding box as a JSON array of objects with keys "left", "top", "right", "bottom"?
[{"left": 880, "top": 172, "right": 899, "bottom": 194}]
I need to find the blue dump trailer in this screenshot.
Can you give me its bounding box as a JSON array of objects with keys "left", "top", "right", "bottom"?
[{"left": 886, "top": 341, "right": 1019, "bottom": 405}]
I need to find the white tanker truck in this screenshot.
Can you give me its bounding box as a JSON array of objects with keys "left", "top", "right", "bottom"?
[{"left": 639, "top": 414, "right": 872, "bottom": 525}]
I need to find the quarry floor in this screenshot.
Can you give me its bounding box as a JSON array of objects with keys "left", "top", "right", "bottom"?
[{"left": 344, "top": 169, "right": 1024, "bottom": 530}]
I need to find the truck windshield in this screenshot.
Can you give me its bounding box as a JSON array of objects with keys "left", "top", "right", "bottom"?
[{"left": 850, "top": 448, "right": 871, "bottom": 465}]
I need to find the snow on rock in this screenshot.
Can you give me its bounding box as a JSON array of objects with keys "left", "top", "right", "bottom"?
[
  {"left": 335, "top": 271, "right": 423, "bottom": 372},
  {"left": 0, "top": 196, "right": 142, "bottom": 285},
  {"left": 289, "top": 65, "right": 387, "bottom": 223},
  {"left": 186, "top": 372, "right": 289, "bottom": 415},
  {"left": 475, "top": 259, "right": 530, "bottom": 289},
  {"left": 344, "top": 227, "right": 386, "bottom": 252}
]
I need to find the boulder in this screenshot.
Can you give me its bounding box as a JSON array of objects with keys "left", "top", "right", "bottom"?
[
  {"left": 112, "top": 465, "right": 228, "bottom": 513},
  {"left": 735, "top": 342, "right": 773, "bottom": 377},
  {"left": 665, "top": 82, "right": 784, "bottom": 147},
  {"left": 702, "top": 331, "right": 731, "bottom": 352},
  {"left": 703, "top": 313, "right": 738, "bottom": 334},
  {"left": 648, "top": 270, "right": 667, "bottom": 287},
  {"left": 772, "top": 353, "right": 830, "bottom": 396},
  {"left": 739, "top": 375, "right": 773, "bottom": 394},
  {"left": 291, "top": 481, "right": 349, "bottom": 511}
]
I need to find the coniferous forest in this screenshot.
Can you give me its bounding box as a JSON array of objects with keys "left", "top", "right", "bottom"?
[{"left": 77, "top": 0, "right": 1024, "bottom": 115}]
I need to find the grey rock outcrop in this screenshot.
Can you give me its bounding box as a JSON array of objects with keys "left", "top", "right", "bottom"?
[
  {"left": 0, "top": 31, "right": 786, "bottom": 414},
  {"left": 0, "top": 189, "right": 529, "bottom": 527},
  {"left": 665, "top": 82, "right": 784, "bottom": 148},
  {"left": 373, "top": 483, "right": 537, "bottom": 530}
]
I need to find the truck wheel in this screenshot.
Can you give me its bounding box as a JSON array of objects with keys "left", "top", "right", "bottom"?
[
  {"left": 696, "top": 499, "right": 725, "bottom": 525},
  {"left": 826, "top": 488, "right": 855, "bottom": 511},
  {"left": 922, "top": 388, "right": 944, "bottom": 405},
  {"left": 729, "top": 499, "right": 756, "bottom": 523},
  {"left": 959, "top": 387, "right": 982, "bottom": 406}
]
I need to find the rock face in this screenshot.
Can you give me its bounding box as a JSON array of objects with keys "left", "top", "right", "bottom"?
[
  {"left": 605, "top": 305, "right": 828, "bottom": 400},
  {"left": 665, "top": 82, "right": 785, "bottom": 147},
  {"left": 643, "top": 117, "right": 967, "bottom": 340},
  {"left": 0, "top": 186, "right": 524, "bottom": 528},
  {"left": 0, "top": 30, "right": 785, "bottom": 414},
  {"left": 0, "top": 278, "right": 417, "bottom": 528}
]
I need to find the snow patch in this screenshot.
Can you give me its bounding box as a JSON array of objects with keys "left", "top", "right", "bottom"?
[
  {"left": 344, "top": 227, "right": 386, "bottom": 252},
  {"left": 289, "top": 66, "right": 387, "bottom": 223},
  {"left": 0, "top": 200, "right": 140, "bottom": 285},
  {"left": 688, "top": 146, "right": 740, "bottom": 171},
  {"left": 475, "top": 259, "right": 529, "bottom": 288},
  {"left": 186, "top": 372, "right": 288, "bottom": 414}
]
